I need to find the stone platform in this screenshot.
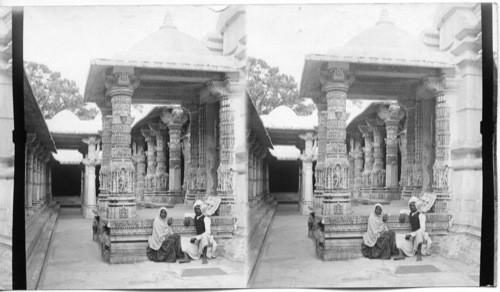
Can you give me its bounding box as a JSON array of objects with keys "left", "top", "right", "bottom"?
[
  {"left": 93, "top": 206, "right": 237, "bottom": 264},
  {"left": 309, "top": 201, "right": 452, "bottom": 261}
]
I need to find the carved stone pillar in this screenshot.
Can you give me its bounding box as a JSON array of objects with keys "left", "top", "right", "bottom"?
[
  {"left": 32, "top": 145, "right": 44, "bottom": 210},
  {"left": 347, "top": 139, "right": 355, "bottom": 197},
  {"left": 82, "top": 136, "right": 100, "bottom": 218},
  {"left": 98, "top": 109, "right": 112, "bottom": 213},
  {"left": 141, "top": 129, "right": 156, "bottom": 203},
  {"left": 358, "top": 124, "right": 373, "bottom": 189},
  {"left": 196, "top": 105, "right": 207, "bottom": 197},
  {"left": 205, "top": 103, "right": 218, "bottom": 198},
  {"left": 161, "top": 106, "right": 188, "bottom": 204},
  {"left": 132, "top": 136, "right": 146, "bottom": 202},
  {"left": 299, "top": 132, "right": 316, "bottom": 214},
  {"left": 46, "top": 159, "right": 53, "bottom": 204},
  {"left": 351, "top": 138, "right": 364, "bottom": 198},
  {"left": 185, "top": 104, "right": 199, "bottom": 204},
  {"left": 425, "top": 75, "right": 457, "bottom": 212},
  {"left": 413, "top": 100, "right": 424, "bottom": 195},
  {"left": 400, "top": 100, "right": 415, "bottom": 200},
  {"left": 208, "top": 80, "right": 244, "bottom": 216},
  {"left": 367, "top": 118, "right": 385, "bottom": 188},
  {"left": 314, "top": 103, "right": 327, "bottom": 207},
  {"left": 181, "top": 133, "right": 190, "bottom": 200},
  {"left": 41, "top": 151, "right": 50, "bottom": 207},
  {"left": 25, "top": 134, "right": 37, "bottom": 216},
  {"left": 398, "top": 129, "right": 407, "bottom": 189},
  {"left": 149, "top": 122, "right": 168, "bottom": 202},
  {"left": 104, "top": 71, "right": 138, "bottom": 219},
  {"left": 319, "top": 66, "right": 353, "bottom": 215},
  {"left": 378, "top": 104, "right": 405, "bottom": 189}
]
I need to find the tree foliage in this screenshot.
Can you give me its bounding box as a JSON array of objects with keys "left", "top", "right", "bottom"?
[
  {"left": 24, "top": 61, "right": 98, "bottom": 120},
  {"left": 246, "top": 57, "right": 315, "bottom": 116}
]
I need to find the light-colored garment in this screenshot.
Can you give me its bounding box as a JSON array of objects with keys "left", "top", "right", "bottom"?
[
  {"left": 397, "top": 211, "right": 432, "bottom": 256},
  {"left": 363, "top": 203, "right": 388, "bottom": 247},
  {"left": 148, "top": 207, "right": 173, "bottom": 250},
  {"left": 180, "top": 213, "right": 217, "bottom": 259}
]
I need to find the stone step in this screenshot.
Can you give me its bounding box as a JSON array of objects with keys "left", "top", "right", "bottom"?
[
  {"left": 247, "top": 199, "right": 278, "bottom": 286},
  {"left": 27, "top": 204, "right": 60, "bottom": 290}
]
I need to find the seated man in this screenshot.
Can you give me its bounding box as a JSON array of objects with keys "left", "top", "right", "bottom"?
[
  {"left": 179, "top": 200, "right": 217, "bottom": 264},
  {"left": 398, "top": 197, "right": 432, "bottom": 261}
]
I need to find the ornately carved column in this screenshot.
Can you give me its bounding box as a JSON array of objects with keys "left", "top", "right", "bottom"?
[
  {"left": 314, "top": 103, "right": 327, "bottom": 207},
  {"left": 181, "top": 133, "right": 190, "bottom": 199},
  {"left": 141, "top": 128, "right": 156, "bottom": 203},
  {"left": 319, "top": 66, "right": 353, "bottom": 215},
  {"left": 185, "top": 104, "right": 199, "bottom": 204},
  {"left": 398, "top": 129, "right": 407, "bottom": 189},
  {"left": 162, "top": 106, "right": 188, "bottom": 204},
  {"left": 413, "top": 100, "right": 424, "bottom": 195},
  {"left": 367, "top": 118, "right": 385, "bottom": 188},
  {"left": 299, "top": 132, "right": 316, "bottom": 214},
  {"left": 378, "top": 104, "right": 405, "bottom": 189},
  {"left": 347, "top": 138, "right": 355, "bottom": 197},
  {"left": 425, "top": 75, "right": 457, "bottom": 212},
  {"left": 97, "top": 109, "right": 112, "bottom": 213},
  {"left": 351, "top": 137, "right": 364, "bottom": 198},
  {"left": 149, "top": 121, "right": 168, "bottom": 202},
  {"left": 104, "top": 71, "right": 138, "bottom": 219},
  {"left": 132, "top": 136, "right": 146, "bottom": 202},
  {"left": 400, "top": 100, "right": 415, "bottom": 200},
  {"left": 358, "top": 124, "right": 373, "bottom": 189},
  {"left": 82, "top": 136, "right": 100, "bottom": 218},
  {"left": 208, "top": 80, "right": 243, "bottom": 216},
  {"left": 197, "top": 105, "right": 207, "bottom": 197}
]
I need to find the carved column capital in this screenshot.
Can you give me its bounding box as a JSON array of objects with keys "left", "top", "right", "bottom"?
[
  {"left": 377, "top": 104, "right": 405, "bottom": 124},
  {"left": 161, "top": 106, "right": 188, "bottom": 129},
  {"left": 422, "top": 74, "right": 460, "bottom": 97},
  {"left": 320, "top": 67, "right": 355, "bottom": 92},
  {"left": 104, "top": 72, "right": 140, "bottom": 94}
]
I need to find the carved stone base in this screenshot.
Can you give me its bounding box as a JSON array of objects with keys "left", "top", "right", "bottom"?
[
  {"left": 359, "top": 187, "right": 401, "bottom": 204},
  {"left": 143, "top": 191, "right": 155, "bottom": 203},
  {"left": 313, "top": 189, "right": 324, "bottom": 208},
  {"left": 321, "top": 190, "right": 351, "bottom": 215},
  {"left": 152, "top": 189, "right": 168, "bottom": 203},
  {"left": 98, "top": 193, "right": 109, "bottom": 213},
  {"left": 313, "top": 213, "right": 452, "bottom": 261},
  {"left": 93, "top": 215, "right": 236, "bottom": 264},
  {"left": 107, "top": 199, "right": 136, "bottom": 219},
  {"left": 219, "top": 195, "right": 235, "bottom": 216},
  {"left": 25, "top": 207, "right": 34, "bottom": 217},
  {"left": 82, "top": 204, "right": 97, "bottom": 219},
  {"left": 164, "top": 190, "right": 184, "bottom": 205},
  {"left": 433, "top": 191, "right": 450, "bottom": 213}
]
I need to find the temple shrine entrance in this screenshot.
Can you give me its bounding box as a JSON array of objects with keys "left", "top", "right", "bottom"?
[{"left": 51, "top": 164, "right": 81, "bottom": 198}]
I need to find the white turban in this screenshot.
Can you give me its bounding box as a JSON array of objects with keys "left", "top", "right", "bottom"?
[
  {"left": 408, "top": 196, "right": 419, "bottom": 208},
  {"left": 193, "top": 200, "right": 204, "bottom": 209}
]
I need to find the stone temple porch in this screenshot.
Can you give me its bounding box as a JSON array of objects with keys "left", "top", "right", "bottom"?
[
  {"left": 249, "top": 204, "right": 479, "bottom": 288},
  {"left": 37, "top": 207, "right": 247, "bottom": 289}
]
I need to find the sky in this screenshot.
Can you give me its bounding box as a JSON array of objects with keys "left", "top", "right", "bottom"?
[
  {"left": 246, "top": 4, "right": 438, "bottom": 83},
  {"left": 24, "top": 5, "right": 222, "bottom": 95},
  {"left": 24, "top": 4, "right": 440, "bottom": 95}
]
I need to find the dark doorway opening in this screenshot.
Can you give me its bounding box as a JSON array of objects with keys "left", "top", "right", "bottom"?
[
  {"left": 268, "top": 160, "right": 299, "bottom": 193},
  {"left": 52, "top": 164, "right": 81, "bottom": 197}
]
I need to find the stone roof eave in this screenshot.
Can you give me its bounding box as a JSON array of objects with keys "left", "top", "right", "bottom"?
[{"left": 84, "top": 55, "right": 240, "bottom": 103}]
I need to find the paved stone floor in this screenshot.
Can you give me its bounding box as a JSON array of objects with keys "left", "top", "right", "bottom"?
[
  {"left": 38, "top": 207, "right": 247, "bottom": 289},
  {"left": 250, "top": 204, "right": 480, "bottom": 288}
]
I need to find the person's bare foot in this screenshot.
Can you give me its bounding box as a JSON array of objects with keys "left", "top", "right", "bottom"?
[
  {"left": 416, "top": 254, "right": 422, "bottom": 261},
  {"left": 202, "top": 257, "right": 208, "bottom": 264}
]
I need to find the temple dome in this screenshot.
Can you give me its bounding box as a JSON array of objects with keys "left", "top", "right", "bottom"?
[
  {"left": 50, "top": 109, "right": 81, "bottom": 125},
  {"left": 327, "top": 10, "right": 428, "bottom": 57},
  {"left": 128, "top": 12, "right": 212, "bottom": 56}
]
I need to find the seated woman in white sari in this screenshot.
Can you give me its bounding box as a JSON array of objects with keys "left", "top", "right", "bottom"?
[
  {"left": 146, "top": 207, "right": 183, "bottom": 263},
  {"left": 179, "top": 200, "right": 217, "bottom": 264}
]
